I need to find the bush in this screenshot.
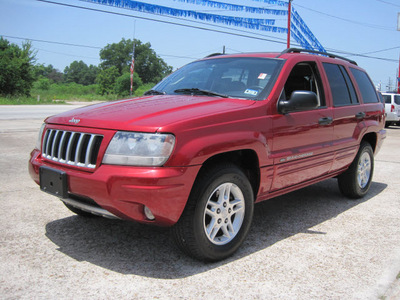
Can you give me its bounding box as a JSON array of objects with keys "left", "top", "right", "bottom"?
[
  {"left": 135, "top": 83, "right": 155, "bottom": 97},
  {"left": 33, "top": 78, "right": 51, "bottom": 90},
  {"left": 114, "top": 72, "right": 143, "bottom": 97}
]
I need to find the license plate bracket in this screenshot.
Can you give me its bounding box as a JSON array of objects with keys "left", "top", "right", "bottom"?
[{"left": 39, "top": 166, "right": 68, "bottom": 198}]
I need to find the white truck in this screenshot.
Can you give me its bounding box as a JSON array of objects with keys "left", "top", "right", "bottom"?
[{"left": 382, "top": 92, "right": 400, "bottom": 127}]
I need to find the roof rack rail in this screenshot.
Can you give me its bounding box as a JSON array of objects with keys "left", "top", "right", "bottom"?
[
  {"left": 205, "top": 53, "right": 224, "bottom": 58},
  {"left": 277, "top": 48, "right": 358, "bottom": 66}
]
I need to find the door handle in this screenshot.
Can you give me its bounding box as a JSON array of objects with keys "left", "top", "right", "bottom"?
[
  {"left": 356, "top": 112, "right": 366, "bottom": 119},
  {"left": 318, "top": 117, "right": 333, "bottom": 125}
]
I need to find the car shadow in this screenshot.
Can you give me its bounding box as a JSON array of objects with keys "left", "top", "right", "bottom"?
[{"left": 45, "top": 178, "right": 387, "bottom": 279}]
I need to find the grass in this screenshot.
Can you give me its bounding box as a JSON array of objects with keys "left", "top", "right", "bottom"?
[
  {"left": 1, "top": 82, "right": 155, "bottom": 105},
  {"left": 0, "top": 96, "right": 65, "bottom": 105}
]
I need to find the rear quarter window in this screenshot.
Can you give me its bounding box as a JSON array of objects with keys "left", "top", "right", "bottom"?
[{"left": 350, "top": 68, "right": 379, "bottom": 103}]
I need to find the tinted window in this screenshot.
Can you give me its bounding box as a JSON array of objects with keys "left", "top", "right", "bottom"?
[
  {"left": 340, "top": 65, "right": 358, "bottom": 103},
  {"left": 350, "top": 68, "right": 379, "bottom": 103},
  {"left": 323, "top": 63, "right": 358, "bottom": 106}
]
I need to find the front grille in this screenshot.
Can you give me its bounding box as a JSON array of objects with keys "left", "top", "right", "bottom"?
[{"left": 42, "top": 129, "right": 103, "bottom": 169}]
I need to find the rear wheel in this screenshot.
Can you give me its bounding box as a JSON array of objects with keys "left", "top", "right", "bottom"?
[
  {"left": 172, "top": 163, "right": 254, "bottom": 261},
  {"left": 338, "top": 141, "right": 374, "bottom": 199}
]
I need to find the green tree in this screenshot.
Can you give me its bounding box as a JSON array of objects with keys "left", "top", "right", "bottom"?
[
  {"left": 34, "top": 64, "right": 63, "bottom": 83},
  {"left": 96, "top": 66, "right": 119, "bottom": 95},
  {"left": 47, "top": 69, "right": 64, "bottom": 83},
  {"left": 33, "top": 77, "right": 51, "bottom": 90},
  {"left": 114, "top": 72, "right": 142, "bottom": 97},
  {"left": 0, "top": 37, "right": 36, "bottom": 96},
  {"left": 99, "top": 38, "right": 172, "bottom": 84},
  {"left": 64, "top": 60, "right": 98, "bottom": 85}
]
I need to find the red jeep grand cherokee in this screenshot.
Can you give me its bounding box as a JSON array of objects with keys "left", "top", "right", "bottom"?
[{"left": 29, "top": 48, "right": 386, "bottom": 261}]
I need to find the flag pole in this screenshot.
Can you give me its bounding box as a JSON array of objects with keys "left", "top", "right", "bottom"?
[
  {"left": 397, "top": 52, "right": 399, "bottom": 93},
  {"left": 287, "top": 0, "right": 292, "bottom": 49},
  {"left": 130, "top": 20, "right": 136, "bottom": 97}
]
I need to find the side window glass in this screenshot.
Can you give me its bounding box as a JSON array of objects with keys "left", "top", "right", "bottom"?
[
  {"left": 281, "top": 62, "right": 325, "bottom": 107},
  {"left": 323, "top": 63, "right": 357, "bottom": 106},
  {"left": 350, "top": 68, "right": 379, "bottom": 103},
  {"left": 383, "top": 95, "right": 391, "bottom": 104},
  {"left": 394, "top": 95, "right": 400, "bottom": 105},
  {"left": 339, "top": 65, "right": 358, "bottom": 103}
]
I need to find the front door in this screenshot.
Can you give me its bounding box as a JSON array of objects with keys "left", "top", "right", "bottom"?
[{"left": 271, "top": 62, "right": 334, "bottom": 191}]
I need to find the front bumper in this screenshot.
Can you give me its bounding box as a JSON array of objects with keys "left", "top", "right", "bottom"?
[{"left": 29, "top": 149, "right": 200, "bottom": 226}]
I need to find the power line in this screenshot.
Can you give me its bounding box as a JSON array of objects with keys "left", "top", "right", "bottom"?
[
  {"left": 294, "top": 3, "right": 395, "bottom": 31},
  {"left": 1, "top": 34, "right": 101, "bottom": 49},
  {"left": 375, "top": 0, "right": 400, "bottom": 8},
  {"left": 360, "top": 46, "right": 400, "bottom": 55},
  {"left": 324, "top": 47, "right": 398, "bottom": 63}
]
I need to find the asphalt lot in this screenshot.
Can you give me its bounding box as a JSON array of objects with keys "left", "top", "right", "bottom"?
[{"left": 1, "top": 105, "right": 400, "bottom": 299}]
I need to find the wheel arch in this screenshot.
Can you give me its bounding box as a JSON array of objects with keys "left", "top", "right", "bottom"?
[
  {"left": 361, "top": 132, "right": 377, "bottom": 153},
  {"left": 194, "top": 149, "right": 260, "bottom": 200}
]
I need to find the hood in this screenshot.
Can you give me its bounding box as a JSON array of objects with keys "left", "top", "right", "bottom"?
[{"left": 46, "top": 95, "right": 255, "bottom": 132}]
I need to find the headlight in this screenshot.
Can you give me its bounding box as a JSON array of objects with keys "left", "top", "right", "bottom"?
[
  {"left": 35, "top": 123, "right": 46, "bottom": 150},
  {"left": 102, "top": 132, "right": 175, "bottom": 166}
]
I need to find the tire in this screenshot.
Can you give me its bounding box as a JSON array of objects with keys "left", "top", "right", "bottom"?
[
  {"left": 338, "top": 141, "right": 374, "bottom": 199},
  {"left": 172, "top": 163, "right": 254, "bottom": 262},
  {"left": 63, "top": 203, "right": 98, "bottom": 218}
]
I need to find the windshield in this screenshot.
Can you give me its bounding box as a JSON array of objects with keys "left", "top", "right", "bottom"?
[{"left": 151, "top": 57, "right": 282, "bottom": 100}]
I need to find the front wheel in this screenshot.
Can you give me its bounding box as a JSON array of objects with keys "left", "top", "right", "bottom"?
[
  {"left": 172, "top": 163, "right": 254, "bottom": 262},
  {"left": 338, "top": 141, "right": 374, "bottom": 199}
]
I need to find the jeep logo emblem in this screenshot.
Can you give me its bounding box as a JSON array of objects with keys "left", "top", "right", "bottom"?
[{"left": 68, "top": 117, "right": 80, "bottom": 125}]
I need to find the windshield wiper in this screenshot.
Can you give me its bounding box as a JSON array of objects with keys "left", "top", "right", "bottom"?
[
  {"left": 174, "top": 88, "right": 229, "bottom": 98},
  {"left": 144, "top": 89, "right": 166, "bottom": 95}
]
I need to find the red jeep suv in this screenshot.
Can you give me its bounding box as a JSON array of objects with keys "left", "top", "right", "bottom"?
[{"left": 29, "top": 48, "right": 386, "bottom": 261}]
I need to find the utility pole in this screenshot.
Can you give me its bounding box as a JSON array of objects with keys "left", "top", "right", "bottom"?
[
  {"left": 397, "top": 13, "right": 399, "bottom": 93},
  {"left": 287, "top": 0, "right": 292, "bottom": 49},
  {"left": 398, "top": 53, "right": 399, "bottom": 93}
]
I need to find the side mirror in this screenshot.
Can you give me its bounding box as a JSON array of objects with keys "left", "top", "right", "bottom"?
[{"left": 278, "top": 91, "right": 319, "bottom": 114}]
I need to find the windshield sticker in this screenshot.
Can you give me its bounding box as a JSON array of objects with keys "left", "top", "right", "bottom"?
[
  {"left": 244, "top": 89, "right": 258, "bottom": 96},
  {"left": 258, "top": 73, "right": 267, "bottom": 80}
]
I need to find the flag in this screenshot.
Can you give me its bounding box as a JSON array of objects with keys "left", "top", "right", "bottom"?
[
  {"left": 130, "top": 55, "right": 135, "bottom": 94},
  {"left": 130, "top": 56, "right": 135, "bottom": 75}
]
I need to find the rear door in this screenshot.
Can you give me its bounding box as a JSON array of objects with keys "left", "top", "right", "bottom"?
[
  {"left": 271, "top": 61, "right": 334, "bottom": 191},
  {"left": 322, "top": 63, "right": 363, "bottom": 171},
  {"left": 395, "top": 94, "right": 400, "bottom": 118}
]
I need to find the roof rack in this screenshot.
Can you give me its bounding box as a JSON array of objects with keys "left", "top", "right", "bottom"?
[
  {"left": 278, "top": 48, "right": 358, "bottom": 66},
  {"left": 205, "top": 53, "right": 224, "bottom": 58}
]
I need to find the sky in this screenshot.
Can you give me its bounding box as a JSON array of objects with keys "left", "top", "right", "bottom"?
[{"left": 0, "top": 0, "right": 399, "bottom": 91}]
